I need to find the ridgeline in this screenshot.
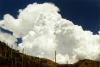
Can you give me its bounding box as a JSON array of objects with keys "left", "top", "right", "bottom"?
[{"left": 0, "top": 41, "right": 100, "bottom": 67}]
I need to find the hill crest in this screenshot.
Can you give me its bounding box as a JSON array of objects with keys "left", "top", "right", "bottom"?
[{"left": 0, "top": 41, "right": 100, "bottom": 67}]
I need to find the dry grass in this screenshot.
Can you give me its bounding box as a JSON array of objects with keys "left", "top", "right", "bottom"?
[{"left": 0, "top": 41, "right": 100, "bottom": 67}]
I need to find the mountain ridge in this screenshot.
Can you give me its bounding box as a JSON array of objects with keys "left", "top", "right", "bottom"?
[{"left": 0, "top": 41, "right": 100, "bottom": 67}]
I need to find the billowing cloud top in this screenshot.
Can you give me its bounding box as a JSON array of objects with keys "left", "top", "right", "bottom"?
[{"left": 0, "top": 3, "right": 100, "bottom": 64}]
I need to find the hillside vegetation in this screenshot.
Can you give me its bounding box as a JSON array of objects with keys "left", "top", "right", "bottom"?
[{"left": 0, "top": 41, "right": 100, "bottom": 67}]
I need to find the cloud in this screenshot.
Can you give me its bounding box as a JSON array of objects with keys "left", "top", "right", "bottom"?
[
  {"left": 0, "top": 30, "right": 17, "bottom": 49},
  {"left": 0, "top": 2, "right": 100, "bottom": 64}
]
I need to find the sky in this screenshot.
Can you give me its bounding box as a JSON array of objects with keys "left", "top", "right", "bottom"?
[
  {"left": 0, "top": 0, "right": 100, "bottom": 64},
  {"left": 0, "top": 0, "right": 100, "bottom": 34}
]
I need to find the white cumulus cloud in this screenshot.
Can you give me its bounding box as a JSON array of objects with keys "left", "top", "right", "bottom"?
[{"left": 0, "top": 2, "right": 100, "bottom": 64}]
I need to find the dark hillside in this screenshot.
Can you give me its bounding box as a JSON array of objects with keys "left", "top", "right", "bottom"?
[
  {"left": 0, "top": 41, "right": 100, "bottom": 67},
  {"left": 0, "top": 41, "right": 58, "bottom": 67}
]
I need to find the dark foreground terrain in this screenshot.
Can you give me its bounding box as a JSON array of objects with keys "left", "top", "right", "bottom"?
[{"left": 0, "top": 41, "right": 100, "bottom": 67}]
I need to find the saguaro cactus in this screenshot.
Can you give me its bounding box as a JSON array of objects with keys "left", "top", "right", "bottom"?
[{"left": 55, "top": 50, "right": 56, "bottom": 63}]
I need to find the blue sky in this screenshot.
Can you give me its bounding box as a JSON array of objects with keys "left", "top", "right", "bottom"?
[
  {"left": 0, "top": 0, "right": 100, "bottom": 63},
  {"left": 0, "top": 0, "right": 100, "bottom": 34}
]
